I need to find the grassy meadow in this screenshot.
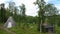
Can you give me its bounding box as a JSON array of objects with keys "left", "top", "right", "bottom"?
[{"left": 0, "top": 22, "right": 60, "bottom": 34}]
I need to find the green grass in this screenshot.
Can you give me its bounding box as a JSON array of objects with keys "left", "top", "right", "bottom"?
[
  {"left": 0, "top": 29, "right": 9, "bottom": 34},
  {"left": 0, "top": 23, "right": 10, "bottom": 34},
  {"left": 56, "top": 26, "right": 60, "bottom": 34},
  {"left": 1, "top": 23, "right": 60, "bottom": 34},
  {"left": 8, "top": 23, "right": 40, "bottom": 34}
]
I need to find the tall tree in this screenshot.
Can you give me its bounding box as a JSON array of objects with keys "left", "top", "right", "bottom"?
[
  {"left": 44, "top": 3, "right": 58, "bottom": 16},
  {"left": 14, "top": 7, "right": 18, "bottom": 15},
  {"left": 44, "top": 3, "right": 58, "bottom": 26},
  {"left": 9, "top": 2, "right": 15, "bottom": 16},
  {"left": 34, "top": 0, "right": 58, "bottom": 32},
  {"left": 19, "top": 4, "right": 26, "bottom": 17},
  {"left": 19, "top": 4, "right": 26, "bottom": 23},
  {"left": 0, "top": 3, "right": 7, "bottom": 23},
  {"left": 34, "top": 0, "right": 46, "bottom": 32}
]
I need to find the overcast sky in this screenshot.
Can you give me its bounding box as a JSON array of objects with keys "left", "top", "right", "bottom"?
[{"left": 0, "top": 0, "right": 60, "bottom": 16}]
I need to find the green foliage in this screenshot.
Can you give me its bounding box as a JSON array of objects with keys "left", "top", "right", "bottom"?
[
  {"left": 26, "top": 16, "right": 37, "bottom": 23},
  {"left": 34, "top": 0, "right": 59, "bottom": 32},
  {"left": 0, "top": 3, "right": 7, "bottom": 23},
  {"left": 34, "top": 0, "right": 46, "bottom": 31},
  {"left": 19, "top": 4, "right": 26, "bottom": 16},
  {"left": 44, "top": 3, "right": 58, "bottom": 16},
  {"left": 8, "top": 23, "right": 40, "bottom": 34},
  {"left": 0, "top": 1, "right": 60, "bottom": 34},
  {"left": 0, "top": 29, "right": 9, "bottom": 34},
  {"left": 55, "top": 15, "right": 60, "bottom": 26}
]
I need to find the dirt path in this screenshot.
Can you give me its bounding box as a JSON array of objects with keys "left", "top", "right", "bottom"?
[{"left": 0, "top": 25, "right": 16, "bottom": 34}]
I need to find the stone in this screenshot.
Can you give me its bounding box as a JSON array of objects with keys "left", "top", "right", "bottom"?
[{"left": 4, "top": 16, "right": 16, "bottom": 28}]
